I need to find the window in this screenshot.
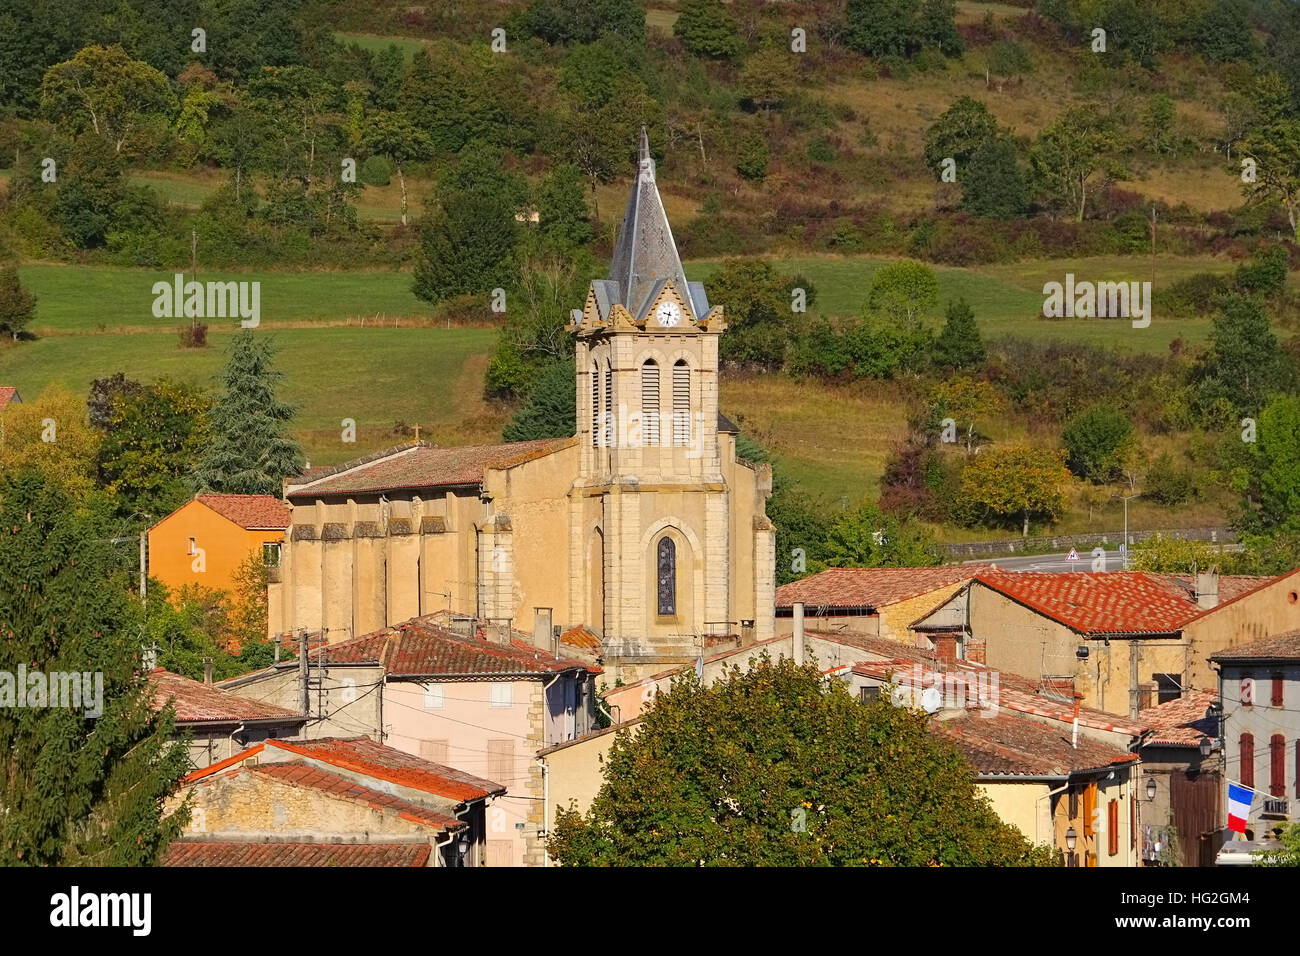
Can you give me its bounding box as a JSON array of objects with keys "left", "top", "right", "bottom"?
[
  {"left": 487, "top": 739, "right": 514, "bottom": 781},
  {"left": 490, "top": 682, "right": 513, "bottom": 708},
  {"left": 656, "top": 536, "right": 676, "bottom": 616},
  {"left": 603, "top": 365, "right": 614, "bottom": 446},
  {"left": 1069, "top": 789, "right": 1079, "bottom": 820},
  {"left": 419, "top": 739, "right": 448, "bottom": 764},
  {"left": 188, "top": 537, "right": 196, "bottom": 555},
  {"left": 591, "top": 362, "right": 600, "bottom": 447},
  {"left": 672, "top": 360, "right": 690, "bottom": 446},
  {"left": 422, "top": 684, "right": 444, "bottom": 710},
  {"left": 1240, "top": 733, "right": 1255, "bottom": 788},
  {"left": 1083, "top": 783, "right": 1097, "bottom": 837},
  {"left": 1271, "top": 735, "right": 1286, "bottom": 797},
  {"left": 641, "top": 360, "right": 660, "bottom": 446},
  {"left": 1107, "top": 799, "right": 1119, "bottom": 856},
  {"left": 1153, "top": 673, "right": 1182, "bottom": 705},
  {"left": 1272, "top": 675, "right": 1285, "bottom": 707},
  {"left": 860, "top": 686, "right": 880, "bottom": 703}
]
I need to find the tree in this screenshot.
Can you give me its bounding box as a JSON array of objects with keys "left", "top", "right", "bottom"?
[
  {"left": 708, "top": 258, "right": 802, "bottom": 369},
  {"left": 193, "top": 331, "right": 304, "bottom": 495},
  {"left": 1254, "top": 395, "right": 1300, "bottom": 531},
  {"left": 548, "top": 655, "right": 1056, "bottom": 866},
  {"left": 0, "top": 470, "right": 190, "bottom": 864},
  {"left": 960, "top": 443, "right": 1070, "bottom": 536},
  {"left": 1061, "top": 405, "right": 1134, "bottom": 483},
  {"left": 1030, "top": 107, "right": 1125, "bottom": 221},
  {"left": 413, "top": 188, "right": 518, "bottom": 304},
  {"left": 961, "top": 137, "right": 1029, "bottom": 219},
  {"left": 924, "top": 96, "right": 998, "bottom": 175},
  {"left": 536, "top": 163, "right": 593, "bottom": 249},
  {"left": 1240, "top": 73, "right": 1300, "bottom": 243},
  {"left": 40, "top": 45, "right": 175, "bottom": 154},
  {"left": 96, "top": 378, "right": 210, "bottom": 519},
  {"left": 929, "top": 376, "right": 1002, "bottom": 454},
  {"left": 1128, "top": 533, "right": 1227, "bottom": 574},
  {"left": 867, "top": 259, "right": 940, "bottom": 323},
  {"left": 0, "top": 387, "right": 98, "bottom": 499},
  {"left": 931, "top": 298, "right": 985, "bottom": 370},
  {"left": 918, "top": 0, "right": 962, "bottom": 57},
  {"left": 824, "top": 501, "right": 944, "bottom": 567},
  {"left": 363, "top": 110, "right": 435, "bottom": 226},
  {"left": 735, "top": 131, "right": 770, "bottom": 181},
  {"left": 1259, "top": 822, "right": 1300, "bottom": 866},
  {"left": 503, "top": 361, "right": 576, "bottom": 442},
  {"left": 845, "top": 0, "right": 957, "bottom": 59},
  {"left": 516, "top": 0, "right": 647, "bottom": 46},
  {"left": 1195, "top": 294, "right": 1292, "bottom": 419},
  {"left": 0, "top": 263, "right": 36, "bottom": 338},
  {"left": 673, "top": 0, "right": 743, "bottom": 59},
  {"left": 739, "top": 45, "right": 797, "bottom": 112}
]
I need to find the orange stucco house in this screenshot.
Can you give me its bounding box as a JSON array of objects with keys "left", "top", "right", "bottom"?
[{"left": 148, "top": 494, "right": 290, "bottom": 601}]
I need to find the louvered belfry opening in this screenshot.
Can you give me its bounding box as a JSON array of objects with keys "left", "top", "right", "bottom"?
[
  {"left": 641, "top": 360, "right": 660, "bottom": 447},
  {"left": 603, "top": 364, "right": 614, "bottom": 447},
  {"left": 672, "top": 360, "right": 690, "bottom": 446},
  {"left": 591, "top": 361, "right": 600, "bottom": 447}
]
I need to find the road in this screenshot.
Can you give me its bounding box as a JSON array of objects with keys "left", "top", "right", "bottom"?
[{"left": 965, "top": 550, "right": 1127, "bottom": 573}]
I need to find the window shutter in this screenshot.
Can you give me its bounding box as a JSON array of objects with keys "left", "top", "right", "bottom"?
[
  {"left": 1271, "top": 735, "right": 1286, "bottom": 797},
  {"left": 1083, "top": 783, "right": 1096, "bottom": 837},
  {"left": 604, "top": 366, "right": 614, "bottom": 446},
  {"left": 487, "top": 739, "right": 514, "bottom": 782},
  {"left": 1131, "top": 796, "right": 1136, "bottom": 849},
  {"left": 1108, "top": 800, "right": 1119, "bottom": 856},
  {"left": 591, "top": 363, "right": 599, "bottom": 447},
  {"left": 641, "top": 361, "right": 660, "bottom": 446},
  {"left": 1273, "top": 675, "right": 1284, "bottom": 707},
  {"left": 1296, "top": 741, "right": 1300, "bottom": 799},
  {"left": 1069, "top": 789, "right": 1079, "bottom": 820},
  {"left": 672, "top": 361, "right": 690, "bottom": 446},
  {"left": 419, "top": 739, "right": 449, "bottom": 765},
  {"left": 1240, "top": 733, "right": 1254, "bottom": 788}
]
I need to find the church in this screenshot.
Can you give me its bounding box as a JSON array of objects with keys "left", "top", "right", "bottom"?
[{"left": 270, "top": 131, "right": 776, "bottom": 681}]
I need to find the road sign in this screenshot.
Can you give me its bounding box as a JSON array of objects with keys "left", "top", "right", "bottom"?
[{"left": 1067, "top": 548, "right": 1079, "bottom": 561}]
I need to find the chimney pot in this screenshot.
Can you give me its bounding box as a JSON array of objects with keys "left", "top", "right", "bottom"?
[
  {"left": 1196, "top": 568, "right": 1220, "bottom": 610},
  {"left": 792, "top": 602, "right": 805, "bottom": 666}
]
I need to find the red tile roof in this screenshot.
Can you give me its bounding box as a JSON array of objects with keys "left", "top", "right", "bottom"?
[
  {"left": 1209, "top": 629, "right": 1300, "bottom": 662},
  {"left": 250, "top": 763, "right": 465, "bottom": 831},
  {"left": 0, "top": 387, "right": 18, "bottom": 412},
  {"left": 163, "top": 841, "right": 431, "bottom": 867},
  {"left": 1139, "top": 690, "right": 1218, "bottom": 748},
  {"left": 286, "top": 439, "right": 565, "bottom": 497},
  {"left": 850, "top": 658, "right": 1148, "bottom": 737},
  {"left": 196, "top": 493, "right": 291, "bottom": 530},
  {"left": 313, "top": 617, "right": 601, "bottom": 677},
  {"left": 148, "top": 669, "right": 304, "bottom": 724},
  {"left": 936, "top": 712, "right": 1138, "bottom": 777},
  {"left": 266, "top": 736, "right": 506, "bottom": 803},
  {"left": 971, "top": 570, "right": 1258, "bottom": 637},
  {"left": 559, "top": 625, "right": 602, "bottom": 652},
  {"left": 775, "top": 566, "right": 990, "bottom": 610}
]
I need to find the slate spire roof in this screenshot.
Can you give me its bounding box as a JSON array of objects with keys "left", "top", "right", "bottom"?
[{"left": 607, "top": 125, "right": 695, "bottom": 321}]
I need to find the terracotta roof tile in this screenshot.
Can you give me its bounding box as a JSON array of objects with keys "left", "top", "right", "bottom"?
[
  {"left": 250, "top": 762, "right": 466, "bottom": 831},
  {"left": 775, "top": 566, "right": 990, "bottom": 610},
  {"left": 163, "top": 841, "right": 431, "bottom": 867},
  {"left": 286, "top": 439, "right": 564, "bottom": 497},
  {"left": 975, "top": 571, "right": 1206, "bottom": 636},
  {"left": 936, "top": 713, "right": 1138, "bottom": 777},
  {"left": 195, "top": 494, "right": 291, "bottom": 530},
  {"left": 1139, "top": 690, "right": 1218, "bottom": 747},
  {"left": 267, "top": 736, "right": 506, "bottom": 802},
  {"left": 148, "top": 669, "right": 304, "bottom": 724},
  {"left": 559, "top": 625, "right": 602, "bottom": 652},
  {"left": 1209, "top": 629, "right": 1300, "bottom": 662}
]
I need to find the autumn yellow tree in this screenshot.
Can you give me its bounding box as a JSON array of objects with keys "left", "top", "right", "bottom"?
[
  {"left": 0, "top": 386, "right": 98, "bottom": 498},
  {"left": 929, "top": 377, "right": 1004, "bottom": 455},
  {"left": 960, "top": 443, "right": 1070, "bottom": 537}
]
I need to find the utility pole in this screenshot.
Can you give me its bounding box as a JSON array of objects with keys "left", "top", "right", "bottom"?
[
  {"left": 138, "top": 529, "right": 147, "bottom": 606},
  {"left": 299, "top": 628, "right": 310, "bottom": 716},
  {"left": 1112, "top": 492, "right": 1140, "bottom": 569},
  {"left": 1129, "top": 640, "right": 1141, "bottom": 720}
]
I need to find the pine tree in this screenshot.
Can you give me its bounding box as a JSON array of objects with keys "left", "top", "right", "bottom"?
[
  {"left": 960, "top": 137, "right": 1029, "bottom": 219},
  {"left": 673, "top": 0, "right": 742, "bottom": 59},
  {"left": 503, "top": 361, "right": 576, "bottom": 442},
  {"left": 0, "top": 263, "right": 36, "bottom": 339},
  {"left": 194, "top": 331, "right": 304, "bottom": 494},
  {"left": 931, "top": 298, "right": 985, "bottom": 370},
  {"left": 0, "top": 470, "right": 190, "bottom": 865}
]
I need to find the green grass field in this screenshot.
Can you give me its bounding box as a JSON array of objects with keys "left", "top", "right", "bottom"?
[
  {"left": 18, "top": 265, "right": 452, "bottom": 333},
  {"left": 335, "top": 32, "right": 426, "bottom": 58}
]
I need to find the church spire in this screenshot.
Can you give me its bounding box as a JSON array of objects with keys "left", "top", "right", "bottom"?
[{"left": 608, "top": 125, "right": 693, "bottom": 321}]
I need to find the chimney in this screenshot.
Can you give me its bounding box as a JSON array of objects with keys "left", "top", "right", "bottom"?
[
  {"left": 1196, "top": 568, "right": 1220, "bottom": 610},
  {"left": 793, "top": 602, "right": 805, "bottom": 666},
  {"left": 966, "top": 638, "right": 986, "bottom": 665},
  {"left": 533, "top": 608, "right": 553, "bottom": 654},
  {"left": 933, "top": 634, "right": 958, "bottom": 664},
  {"left": 203, "top": 658, "right": 213, "bottom": 685},
  {"left": 492, "top": 623, "right": 511, "bottom": 646}
]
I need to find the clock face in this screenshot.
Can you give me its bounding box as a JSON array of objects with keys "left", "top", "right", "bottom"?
[{"left": 656, "top": 300, "right": 682, "bottom": 328}]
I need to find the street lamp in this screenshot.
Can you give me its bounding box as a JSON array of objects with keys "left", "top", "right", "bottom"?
[
  {"left": 1111, "top": 493, "right": 1140, "bottom": 568},
  {"left": 1199, "top": 736, "right": 1213, "bottom": 758},
  {"left": 1146, "top": 777, "right": 1157, "bottom": 801},
  {"left": 1065, "top": 826, "right": 1077, "bottom": 852}
]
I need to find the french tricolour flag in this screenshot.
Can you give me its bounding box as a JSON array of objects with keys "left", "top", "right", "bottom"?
[{"left": 1227, "top": 783, "right": 1254, "bottom": 833}]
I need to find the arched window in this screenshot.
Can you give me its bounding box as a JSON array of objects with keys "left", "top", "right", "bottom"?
[
  {"left": 591, "top": 361, "right": 600, "bottom": 447},
  {"left": 656, "top": 536, "right": 676, "bottom": 616},
  {"left": 672, "top": 360, "right": 690, "bottom": 446},
  {"left": 641, "top": 359, "right": 660, "bottom": 447}
]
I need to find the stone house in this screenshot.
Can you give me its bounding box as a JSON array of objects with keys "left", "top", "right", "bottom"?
[{"left": 1136, "top": 689, "right": 1222, "bottom": 866}]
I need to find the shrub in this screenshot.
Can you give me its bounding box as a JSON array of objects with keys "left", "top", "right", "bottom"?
[
  {"left": 361, "top": 155, "right": 394, "bottom": 187},
  {"left": 1145, "top": 452, "right": 1195, "bottom": 506},
  {"left": 1061, "top": 405, "right": 1134, "bottom": 483}
]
